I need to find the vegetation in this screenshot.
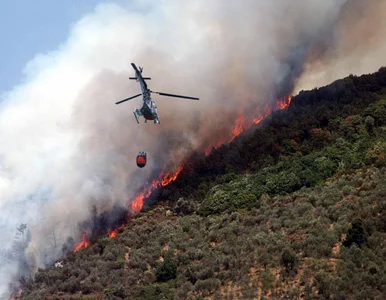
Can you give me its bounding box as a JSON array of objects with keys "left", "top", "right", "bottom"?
[{"left": 20, "top": 68, "right": 386, "bottom": 299}]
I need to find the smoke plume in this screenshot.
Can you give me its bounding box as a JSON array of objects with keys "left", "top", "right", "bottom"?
[
  {"left": 294, "top": 0, "right": 386, "bottom": 93},
  {"left": 0, "top": 0, "right": 385, "bottom": 296}
]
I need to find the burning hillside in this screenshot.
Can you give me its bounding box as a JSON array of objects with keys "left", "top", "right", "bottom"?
[
  {"left": 2, "top": 0, "right": 386, "bottom": 297},
  {"left": 129, "top": 96, "right": 292, "bottom": 215},
  {"left": 73, "top": 233, "right": 89, "bottom": 252},
  {"left": 206, "top": 96, "right": 292, "bottom": 155},
  {"left": 70, "top": 95, "right": 292, "bottom": 251},
  {"left": 17, "top": 64, "right": 386, "bottom": 300}
]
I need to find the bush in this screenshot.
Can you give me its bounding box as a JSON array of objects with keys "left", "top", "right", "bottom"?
[
  {"left": 156, "top": 250, "right": 177, "bottom": 282},
  {"left": 173, "top": 198, "right": 197, "bottom": 215},
  {"left": 280, "top": 248, "right": 299, "bottom": 274},
  {"left": 343, "top": 219, "right": 368, "bottom": 248},
  {"left": 194, "top": 278, "right": 220, "bottom": 293},
  {"left": 199, "top": 182, "right": 256, "bottom": 215}
]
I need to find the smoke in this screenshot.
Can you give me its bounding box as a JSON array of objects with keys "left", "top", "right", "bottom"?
[
  {"left": 294, "top": 0, "right": 386, "bottom": 92},
  {"left": 0, "top": 0, "right": 384, "bottom": 295}
]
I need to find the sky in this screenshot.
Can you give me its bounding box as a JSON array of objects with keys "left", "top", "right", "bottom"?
[{"left": 0, "top": 0, "right": 110, "bottom": 93}]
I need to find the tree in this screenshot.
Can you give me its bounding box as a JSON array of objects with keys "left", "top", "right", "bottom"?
[
  {"left": 17, "top": 223, "right": 27, "bottom": 242},
  {"left": 156, "top": 250, "right": 177, "bottom": 282},
  {"left": 13, "top": 224, "right": 29, "bottom": 259},
  {"left": 259, "top": 252, "right": 271, "bottom": 270},
  {"left": 343, "top": 218, "right": 368, "bottom": 248},
  {"left": 364, "top": 99, "right": 386, "bottom": 126},
  {"left": 365, "top": 116, "right": 375, "bottom": 134},
  {"left": 280, "top": 248, "right": 298, "bottom": 274},
  {"left": 174, "top": 197, "right": 197, "bottom": 215},
  {"left": 62, "top": 236, "right": 75, "bottom": 254}
]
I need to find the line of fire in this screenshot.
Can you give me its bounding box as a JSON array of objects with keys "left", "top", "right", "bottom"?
[
  {"left": 70, "top": 96, "right": 292, "bottom": 253},
  {"left": 8, "top": 95, "right": 292, "bottom": 300}
]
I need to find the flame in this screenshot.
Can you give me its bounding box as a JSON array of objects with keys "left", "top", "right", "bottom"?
[
  {"left": 73, "top": 232, "right": 89, "bottom": 252},
  {"left": 252, "top": 116, "right": 264, "bottom": 125},
  {"left": 109, "top": 224, "right": 125, "bottom": 238},
  {"left": 206, "top": 96, "right": 292, "bottom": 154},
  {"left": 131, "top": 178, "right": 158, "bottom": 214},
  {"left": 71, "top": 167, "right": 184, "bottom": 250},
  {"left": 161, "top": 165, "right": 183, "bottom": 186},
  {"left": 10, "top": 288, "right": 23, "bottom": 300},
  {"left": 231, "top": 110, "right": 247, "bottom": 140},
  {"left": 130, "top": 96, "right": 292, "bottom": 213},
  {"left": 131, "top": 191, "right": 146, "bottom": 214},
  {"left": 276, "top": 95, "right": 292, "bottom": 110},
  {"left": 130, "top": 165, "right": 183, "bottom": 213},
  {"left": 72, "top": 96, "right": 292, "bottom": 252}
]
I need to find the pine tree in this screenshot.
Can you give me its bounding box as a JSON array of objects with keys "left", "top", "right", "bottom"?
[{"left": 343, "top": 218, "right": 368, "bottom": 248}]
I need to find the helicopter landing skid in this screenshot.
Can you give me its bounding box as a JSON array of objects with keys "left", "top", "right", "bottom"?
[{"left": 133, "top": 111, "right": 139, "bottom": 124}]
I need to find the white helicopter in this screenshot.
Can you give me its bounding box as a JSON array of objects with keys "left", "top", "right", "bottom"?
[{"left": 115, "top": 63, "right": 199, "bottom": 124}]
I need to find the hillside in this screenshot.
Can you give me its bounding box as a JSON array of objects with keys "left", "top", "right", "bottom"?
[{"left": 19, "top": 68, "right": 386, "bottom": 299}]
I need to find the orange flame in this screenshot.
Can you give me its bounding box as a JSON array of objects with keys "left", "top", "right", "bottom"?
[
  {"left": 161, "top": 165, "right": 183, "bottom": 186},
  {"left": 206, "top": 96, "right": 292, "bottom": 154},
  {"left": 73, "top": 97, "right": 292, "bottom": 251},
  {"left": 72, "top": 167, "right": 184, "bottom": 250},
  {"left": 131, "top": 178, "right": 158, "bottom": 214},
  {"left": 10, "top": 289, "right": 23, "bottom": 300},
  {"left": 128, "top": 97, "right": 292, "bottom": 215},
  {"left": 130, "top": 165, "right": 183, "bottom": 214},
  {"left": 276, "top": 95, "right": 292, "bottom": 110},
  {"left": 131, "top": 191, "right": 145, "bottom": 214},
  {"left": 231, "top": 110, "right": 248, "bottom": 140},
  {"left": 130, "top": 96, "right": 292, "bottom": 214},
  {"left": 73, "top": 232, "right": 89, "bottom": 252},
  {"left": 109, "top": 224, "right": 125, "bottom": 238}
]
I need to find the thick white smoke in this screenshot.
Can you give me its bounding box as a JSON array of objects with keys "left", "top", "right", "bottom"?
[{"left": 0, "top": 0, "right": 385, "bottom": 296}]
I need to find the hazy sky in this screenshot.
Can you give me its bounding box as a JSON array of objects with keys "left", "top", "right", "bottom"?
[{"left": 0, "top": 0, "right": 109, "bottom": 93}]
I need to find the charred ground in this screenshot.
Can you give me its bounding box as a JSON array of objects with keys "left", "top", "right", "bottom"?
[{"left": 19, "top": 67, "right": 386, "bottom": 299}]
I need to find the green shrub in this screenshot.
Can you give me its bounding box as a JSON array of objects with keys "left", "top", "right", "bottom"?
[
  {"left": 156, "top": 250, "right": 177, "bottom": 282},
  {"left": 280, "top": 248, "right": 299, "bottom": 274},
  {"left": 343, "top": 218, "right": 368, "bottom": 248}
]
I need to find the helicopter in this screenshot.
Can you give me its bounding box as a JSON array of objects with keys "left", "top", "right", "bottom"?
[{"left": 115, "top": 63, "right": 199, "bottom": 124}]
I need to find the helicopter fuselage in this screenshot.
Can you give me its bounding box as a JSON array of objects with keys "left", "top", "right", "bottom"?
[
  {"left": 140, "top": 98, "right": 157, "bottom": 121},
  {"left": 116, "top": 63, "right": 198, "bottom": 125},
  {"left": 131, "top": 64, "right": 160, "bottom": 123}
]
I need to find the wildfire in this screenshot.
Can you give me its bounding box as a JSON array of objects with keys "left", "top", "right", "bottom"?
[
  {"left": 109, "top": 224, "right": 125, "bottom": 238},
  {"left": 131, "top": 191, "right": 146, "bottom": 214},
  {"left": 131, "top": 178, "right": 158, "bottom": 214},
  {"left": 9, "top": 288, "right": 22, "bottom": 300},
  {"left": 231, "top": 110, "right": 248, "bottom": 140},
  {"left": 276, "top": 95, "right": 292, "bottom": 110},
  {"left": 72, "top": 96, "right": 293, "bottom": 253},
  {"left": 206, "top": 96, "right": 292, "bottom": 154},
  {"left": 130, "top": 165, "right": 183, "bottom": 214},
  {"left": 161, "top": 165, "right": 183, "bottom": 186},
  {"left": 73, "top": 232, "right": 89, "bottom": 252}
]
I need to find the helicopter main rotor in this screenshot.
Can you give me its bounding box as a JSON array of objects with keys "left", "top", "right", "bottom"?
[
  {"left": 115, "top": 90, "right": 199, "bottom": 105},
  {"left": 115, "top": 93, "right": 142, "bottom": 104},
  {"left": 151, "top": 91, "right": 199, "bottom": 100}
]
